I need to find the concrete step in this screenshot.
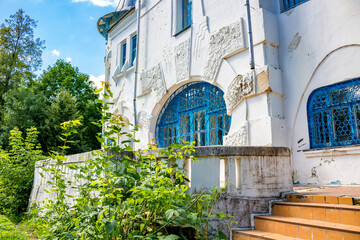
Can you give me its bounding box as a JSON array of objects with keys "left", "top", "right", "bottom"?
[
  {"left": 286, "top": 194, "right": 355, "bottom": 205},
  {"left": 233, "top": 230, "right": 301, "bottom": 240},
  {"left": 255, "top": 215, "right": 360, "bottom": 239},
  {"left": 273, "top": 202, "right": 360, "bottom": 226}
]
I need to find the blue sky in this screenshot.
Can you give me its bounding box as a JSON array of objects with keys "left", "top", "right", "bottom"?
[{"left": 0, "top": 0, "right": 120, "bottom": 87}]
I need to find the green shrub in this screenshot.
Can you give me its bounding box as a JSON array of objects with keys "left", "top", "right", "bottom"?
[
  {"left": 0, "top": 215, "right": 29, "bottom": 240},
  {"left": 0, "top": 127, "right": 44, "bottom": 218}
]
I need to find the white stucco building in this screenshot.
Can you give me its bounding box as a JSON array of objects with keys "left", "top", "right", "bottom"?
[{"left": 97, "top": 0, "right": 360, "bottom": 186}]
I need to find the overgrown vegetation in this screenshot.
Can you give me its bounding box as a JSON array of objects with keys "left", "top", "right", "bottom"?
[
  {"left": 0, "top": 215, "right": 29, "bottom": 240},
  {"left": 0, "top": 10, "right": 101, "bottom": 155},
  {"left": 29, "top": 85, "right": 233, "bottom": 239},
  {"left": 0, "top": 127, "right": 45, "bottom": 218}
]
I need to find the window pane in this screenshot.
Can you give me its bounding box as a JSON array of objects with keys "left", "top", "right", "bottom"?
[
  {"left": 332, "top": 107, "right": 352, "bottom": 144},
  {"left": 193, "top": 110, "right": 205, "bottom": 146},
  {"left": 354, "top": 105, "right": 360, "bottom": 139},
  {"left": 182, "top": 0, "right": 192, "bottom": 28},
  {"left": 121, "top": 42, "right": 126, "bottom": 66},
  {"left": 131, "top": 35, "right": 137, "bottom": 66},
  {"left": 312, "top": 111, "right": 330, "bottom": 146},
  {"left": 180, "top": 114, "right": 190, "bottom": 143}
]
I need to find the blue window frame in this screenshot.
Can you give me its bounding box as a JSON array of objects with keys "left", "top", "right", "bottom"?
[
  {"left": 307, "top": 78, "right": 360, "bottom": 149},
  {"left": 281, "top": 0, "right": 308, "bottom": 12},
  {"left": 130, "top": 35, "right": 137, "bottom": 67},
  {"left": 156, "top": 82, "right": 231, "bottom": 148},
  {"left": 121, "top": 42, "right": 126, "bottom": 67},
  {"left": 182, "top": 0, "right": 192, "bottom": 29}
]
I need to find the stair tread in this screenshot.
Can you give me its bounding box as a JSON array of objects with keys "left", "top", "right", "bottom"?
[
  {"left": 233, "top": 230, "right": 301, "bottom": 240},
  {"left": 276, "top": 201, "right": 360, "bottom": 210},
  {"left": 255, "top": 215, "right": 360, "bottom": 233}
]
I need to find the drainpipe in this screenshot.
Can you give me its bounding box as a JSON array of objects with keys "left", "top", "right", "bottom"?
[
  {"left": 246, "top": 0, "right": 255, "bottom": 70},
  {"left": 133, "top": 0, "right": 141, "bottom": 126}
]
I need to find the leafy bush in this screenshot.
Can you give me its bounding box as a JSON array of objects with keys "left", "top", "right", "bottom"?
[
  {"left": 0, "top": 215, "right": 29, "bottom": 240},
  {"left": 0, "top": 127, "right": 44, "bottom": 218},
  {"left": 31, "top": 85, "right": 232, "bottom": 239}
]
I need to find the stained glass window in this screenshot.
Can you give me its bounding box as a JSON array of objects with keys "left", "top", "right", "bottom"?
[
  {"left": 156, "top": 82, "right": 231, "bottom": 148},
  {"left": 307, "top": 78, "right": 360, "bottom": 149}
]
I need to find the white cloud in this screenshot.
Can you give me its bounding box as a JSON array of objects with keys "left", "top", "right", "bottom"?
[
  {"left": 52, "top": 49, "right": 60, "bottom": 56},
  {"left": 66, "top": 57, "right": 72, "bottom": 63},
  {"left": 72, "top": 0, "right": 118, "bottom": 7},
  {"left": 89, "top": 16, "right": 95, "bottom": 20},
  {"left": 89, "top": 74, "right": 105, "bottom": 89}
]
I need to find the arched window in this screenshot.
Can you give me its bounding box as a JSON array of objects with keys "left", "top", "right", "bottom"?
[
  {"left": 156, "top": 82, "right": 231, "bottom": 148},
  {"left": 307, "top": 77, "right": 360, "bottom": 149}
]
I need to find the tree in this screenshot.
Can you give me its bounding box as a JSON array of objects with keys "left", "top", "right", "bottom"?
[
  {"left": 0, "top": 60, "right": 101, "bottom": 155},
  {"left": 0, "top": 9, "right": 45, "bottom": 109},
  {"left": 43, "top": 90, "right": 81, "bottom": 154},
  {"left": 37, "top": 59, "right": 101, "bottom": 153},
  {"left": 0, "top": 87, "right": 46, "bottom": 148}
]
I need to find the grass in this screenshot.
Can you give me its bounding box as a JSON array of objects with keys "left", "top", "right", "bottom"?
[{"left": 0, "top": 215, "right": 29, "bottom": 240}]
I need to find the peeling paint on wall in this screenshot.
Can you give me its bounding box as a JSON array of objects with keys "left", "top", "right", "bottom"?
[
  {"left": 288, "top": 32, "right": 301, "bottom": 52},
  {"left": 330, "top": 180, "right": 341, "bottom": 185}
]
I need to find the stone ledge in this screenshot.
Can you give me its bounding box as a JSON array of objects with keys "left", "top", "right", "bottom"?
[
  {"left": 184, "top": 146, "right": 290, "bottom": 157},
  {"left": 303, "top": 145, "right": 360, "bottom": 158}
]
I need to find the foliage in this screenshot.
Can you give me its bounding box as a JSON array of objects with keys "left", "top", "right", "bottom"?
[
  {"left": 0, "top": 215, "right": 29, "bottom": 240},
  {"left": 0, "top": 60, "right": 101, "bottom": 155},
  {"left": 0, "top": 9, "right": 45, "bottom": 109},
  {"left": 31, "top": 85, "right": 232, "bottom": 239},
  {"left": 0, "top": 127, "right": 44, "bottom": 218},
  {"left": 43, "top": 90, "right": 81, "bottom": 154},
  {"left": 0, "top": 87, "right": 46, "bottom": 147},
  {"left": 36, "top": 59, "right": 101, "bottom": 153}
]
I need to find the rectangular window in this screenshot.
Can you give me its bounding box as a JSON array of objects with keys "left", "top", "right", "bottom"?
[
  {"left": 182, "top": 0, "right": 192, "bottom": 29},
  {"left": 121, "top": 41, "right": 127, "bottom": 68},
  {"left": 281, "top": 0, "right": 308, "bottom": 12},
  {"left": 130, "top": 34, "right": 137, "bottom": 67}
]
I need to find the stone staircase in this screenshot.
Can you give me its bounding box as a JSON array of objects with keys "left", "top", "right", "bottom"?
[{"left": 233, "top": 194, "right": 360, "bottom": 239}]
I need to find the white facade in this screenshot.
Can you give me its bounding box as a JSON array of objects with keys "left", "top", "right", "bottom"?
[{"left": 98, "top": 0, "right": 360, "bottom": 186}]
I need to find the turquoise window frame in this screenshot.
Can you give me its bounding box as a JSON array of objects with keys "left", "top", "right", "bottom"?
[
  {"left": 307, "top": 77, "right": 360, "bottom": 149},
  {"left": 156, "top": 82, "right": 231, "bottom": 148},
  {"left": 280, "top": 0, "right": 308, "bottom": 12}
]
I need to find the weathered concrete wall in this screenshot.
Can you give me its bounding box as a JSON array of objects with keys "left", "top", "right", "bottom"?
[
  {"left": 31, "top": 146, "right": 291, "bottom": 202},
  {"left": 30, "top": 151, "right": 97, "bottom": 207},
  {"left": 174, "top": 146, "right": 292, "bottom": 198}
]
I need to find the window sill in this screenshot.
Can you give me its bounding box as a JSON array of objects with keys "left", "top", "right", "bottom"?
[
  {"left": 115, "top": 65, "right": 135, "bottom": 79},
  {"left": 173, "top": 25, "right": 191, "bottom": 37},
  {"left": 303, "top": 144, "right": 360, "bottom": 158}
]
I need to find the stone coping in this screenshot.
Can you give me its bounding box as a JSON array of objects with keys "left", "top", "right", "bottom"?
[
  {"left": 187, "top": 146, "right": 290, "bottom": 157},
  {"left": 35, "top": 146, "right": 290, "bottom": 166}
]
